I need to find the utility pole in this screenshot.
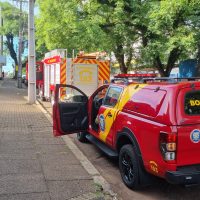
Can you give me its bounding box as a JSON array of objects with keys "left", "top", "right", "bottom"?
[
  {"left": 28, "top": 0, "right": 36, "bottom": 104},
  {"left": 17, "top": 0, "right": 22, "bottom": 88},
  {"left": 0, "top": 7, "right": 3, "bottom": 79}
]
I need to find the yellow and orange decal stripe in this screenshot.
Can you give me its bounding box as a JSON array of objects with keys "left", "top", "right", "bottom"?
[
  {"left": 98, "top": 61, "right": 110, "bottom": 82},
  {"left": 60, "top": 59, "right": 66, "bottom": 99},
  {"left": 99, "top": 84, "right": 147, "bottom": 142}
]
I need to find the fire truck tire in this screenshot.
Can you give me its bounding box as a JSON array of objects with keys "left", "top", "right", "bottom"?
[
  {"left": 119, "top": 144, "right": 142, "bottom": 190},
  {"left": 77, "top": 132, "right": 88, "bottom": 143}
]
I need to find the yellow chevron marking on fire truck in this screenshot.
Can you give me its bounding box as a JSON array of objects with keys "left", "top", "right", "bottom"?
[
  {"left": 60, "top": 71, "right": 66, "bottom": 79},
  {"left": 60, "top": 77, "right": 66, "bottom": 84},
  {"left": 60, "top": 62, "right": 66, "bottom": 84},
  {"left": 99, "top": 62, "right": 110, "bottom": 76},
  {"left": 98, "top": 71, "right": 108, "bottom": 81},
  {"left": 99, "top": 84, "right": 147, "bottom": 142},
  {"left": 99, "top": 66, "right": 109, "bottom": 78}
]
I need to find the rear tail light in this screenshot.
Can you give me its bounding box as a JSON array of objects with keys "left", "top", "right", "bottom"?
[{"left": 160, "top": 132, "right": 177, "bottom": 163}]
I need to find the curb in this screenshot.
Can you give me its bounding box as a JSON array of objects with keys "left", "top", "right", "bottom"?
[{"left": 35, "top": 98, "right": 118, "bottom": 200}]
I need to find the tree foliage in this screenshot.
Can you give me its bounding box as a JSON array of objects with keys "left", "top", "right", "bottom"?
[
  {"left": 36, "top": 0, "right": 200, "bottom": 76},
  {"left": 36, "top": 0, "right": 110, "bottom": 56},
  {"left": 0, "top": 2, "right": 28, "bottom": 77}
]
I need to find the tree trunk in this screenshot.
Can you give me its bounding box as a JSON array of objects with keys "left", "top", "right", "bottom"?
[
  {"left": 196, "top": 43, "right": 200, "bottom": 76},
  {"left": 165, "top": 47, "right": 181, "bottom": 77},
  {"left": 126, "top": 47, "right": 133, "bottom": 70},
  {"left": 114, "top": 44, "right": 128, "bottom": 74},
  {"left": 153, "top": 47, "right": 181, "bottom": 77},
  {"left": 153, "top": 55, "right": 166, "bottom": 77},
  {"left": 5, "top": 33, "right": 18, "bottom": 79}
]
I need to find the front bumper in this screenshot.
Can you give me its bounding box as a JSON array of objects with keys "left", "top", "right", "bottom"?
[{"left": 166, "top": 170, "right": 200, "bottom": 185}]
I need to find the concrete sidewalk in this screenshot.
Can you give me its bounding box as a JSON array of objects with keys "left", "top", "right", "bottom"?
[{"left": 0, "top": 79, "right": 113, "bottom": 200}]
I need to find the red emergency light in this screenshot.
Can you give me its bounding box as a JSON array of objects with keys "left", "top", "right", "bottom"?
[{"left": 114, "top": 73, "right": 157, "bottom": 78}]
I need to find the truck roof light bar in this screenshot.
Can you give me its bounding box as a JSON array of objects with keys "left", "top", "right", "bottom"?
[
  {"left": 142, "top": 77, "right": 200, "bottom": 83},
  {"left": 111, "top": 73, "right": 157, "bottom": 85},
  {"left": 114, "top": 73, "right": 156, "bottom": 78},
  {"left": 111, "top": 75, "right": 200, "bottom": 85}
]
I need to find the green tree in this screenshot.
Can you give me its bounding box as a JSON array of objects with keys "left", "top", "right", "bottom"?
[
  {"left": 0, "top": 2, "right": 27, "bottom": 78},
  {"left": 36, "top": 0, "right": 110, "bottom": 56},
  {"left": 36, "top": 0, "right": 139, "bottom": 73},
  {"left": 36, "top": 0, "right": 200, "bottom": 76},
  {"left": 187, "top": 1, "right": 200, "bottom": 75},
  {"left": 143, "top": 0, "right": 197, "bottom": 76}
]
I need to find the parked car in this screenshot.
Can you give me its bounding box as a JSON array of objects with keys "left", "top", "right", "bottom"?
[{"left": 53, "top": 74, "right": 200, "bottom": 190}]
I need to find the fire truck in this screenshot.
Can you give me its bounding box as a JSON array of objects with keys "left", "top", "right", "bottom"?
[
  {"left": 25, "top": 61, "right": 44, "bottom": 89},
  {"left": 41, "top": 49, "right": 110, "bottom": 103}
]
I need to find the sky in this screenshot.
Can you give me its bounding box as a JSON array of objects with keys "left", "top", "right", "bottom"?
[{"left": 1, "top": 0, "right": 38, "bottom": 73}]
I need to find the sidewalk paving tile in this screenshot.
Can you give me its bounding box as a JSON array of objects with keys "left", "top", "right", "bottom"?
[
  {"left": 0, "top": 174, "right": 48, "bottom": 195},
  {"left": 47, "top": 180, "right": 96, "bottom": 200},
  {"left": 1, "top": 132, "right": 32, "bottom": 141},
  {"left": 36, "top": 144, "right": 71, "bottom": 154},
  {"left": 0, "top": 159, "right": 42, "bottom": 175},
  {"left": 43, "top": 162, "right": 92, "bottom": 181},
  {"left": 33, "top": 137, "right": 65, "bottom": 145},
  {"left": 39, "top": 152, "right": 81, "bottom": 166},
  {"left": 0, "top": 141, "right": 35, "bottom": 149},
  {"left": 0, "top": 192, "right": 50, "bottom": 200},
  {"left": 0, "top": 152, "right": 38, "bottom": 160}
]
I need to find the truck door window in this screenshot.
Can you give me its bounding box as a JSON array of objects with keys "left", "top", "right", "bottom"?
[
  {"left": 103, "top": 86, "right": 122, "bottom": 107},
  {"left": 185, "top": 91, "right": 200, "bottom": 115},
  {"left": 58, "top": 87, "right": 87, "bottom": 103}
]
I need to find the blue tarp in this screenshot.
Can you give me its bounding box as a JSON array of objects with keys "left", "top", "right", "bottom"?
[{"left": 179, "top": 59, "right": 198, "bottom": 78}]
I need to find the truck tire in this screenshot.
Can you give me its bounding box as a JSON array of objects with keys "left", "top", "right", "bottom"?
[
  {"left": 119, "top": 144, "right": 141, "bottom": 190},
  {"left": 77, "top": 132, "right": 88, "bottom": 143}
]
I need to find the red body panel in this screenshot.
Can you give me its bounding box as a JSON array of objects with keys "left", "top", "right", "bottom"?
[
  {"left": 113, "top": 111, "right": 177, "bottom": 177},
  {"left": 26, "top": 61, "right": 44, "bottom": 88},
  {"left": 175, "top": 85, "right": 200, "bottom": 166},
  {"left": 177, "top": 124, "right": 200, "bottom": 166}
]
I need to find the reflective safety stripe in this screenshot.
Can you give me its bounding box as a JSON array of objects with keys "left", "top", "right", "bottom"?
[
  {"left": 99, "top": 84, "right": 147, "bottom": 142},
  {"left": 60, "top": 59, "right": 66, "bottom": 99}
]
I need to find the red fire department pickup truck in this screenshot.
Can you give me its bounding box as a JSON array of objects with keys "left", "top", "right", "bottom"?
[{"left": 53, "top": 74, "right": 200, "bottom": 189}]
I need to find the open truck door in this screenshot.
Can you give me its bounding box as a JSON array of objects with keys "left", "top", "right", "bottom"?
[{"left": 53, "top": 84, "right": 88, "bottom": 137}]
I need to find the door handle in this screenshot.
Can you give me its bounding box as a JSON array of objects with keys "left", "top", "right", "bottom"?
[{"left": 107, "top": 112, "right": 112, "bottom": 117}]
